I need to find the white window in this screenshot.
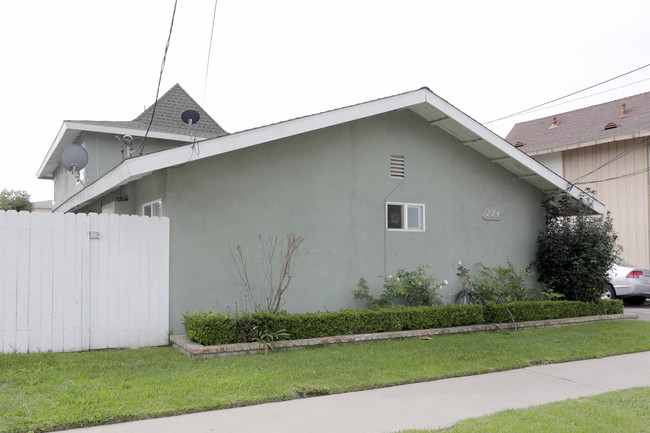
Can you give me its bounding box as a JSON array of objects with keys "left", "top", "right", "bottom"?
[
  {"left": 386, "top": 202, "right": 424, "bottom": 231},
  {"left": 143, "top": 199, "right": 162, "bottom": 217}
]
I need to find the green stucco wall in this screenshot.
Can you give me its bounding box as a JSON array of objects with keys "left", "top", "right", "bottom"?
[{"left": 80, "top": 110, "right": 546, "bottom": 333}]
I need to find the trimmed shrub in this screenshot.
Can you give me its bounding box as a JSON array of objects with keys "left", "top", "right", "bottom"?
[
  {"left": 483, "top": 300, "right": 624, "bottom": 324},
  {"left": 182, "top": 300, "right": 623, "bottom": 346},
  {"left": 183, "top": 304, "right": 484, "bottom": 346}
]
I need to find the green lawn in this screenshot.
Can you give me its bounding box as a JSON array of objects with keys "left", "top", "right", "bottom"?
[
  {"left": 1, "top": 321, "right": 649, "bottom": 433},
  {"left": 401, "top": 387, "right": 650, "bottom": 433}
]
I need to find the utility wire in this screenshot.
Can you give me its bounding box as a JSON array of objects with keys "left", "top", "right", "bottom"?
[
  {"left": 202, "top": 0, "right": 218, "bottom": 106},
  {"left": 484, "top": 63, "right": 650, "bottom": 125},
  {"left": 136, "top": 0, "right": 179, "bottom": 156},
  {"left": 570, "top": 135, "right": 650, "bottom": 184},
  {"left": 508, "top": 77, "right": 650, "bottom": 119},
  {"left": 574, "top": 165, "right": 650, "bottom": 185}
]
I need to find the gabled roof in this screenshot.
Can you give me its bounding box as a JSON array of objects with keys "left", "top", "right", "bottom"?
[
  {"left": 51, "top": 87, "right": 604, "bottom": 215},
  {"left": 506, "top": 91, "right": 650, "bottom": 155},
  {"left": 37, "top": 84, "right": 228, "bottom": 179}
]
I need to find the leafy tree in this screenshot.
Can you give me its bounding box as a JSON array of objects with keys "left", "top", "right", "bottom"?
[
  {"left": 535, "top": 191, "right": 621, "bottom": 302},
  {"left": 0, "top": 189, "right": 33, "bottom": 212}
]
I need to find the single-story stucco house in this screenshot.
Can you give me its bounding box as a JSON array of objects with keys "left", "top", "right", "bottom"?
[{"left": 38, "top": 85, "right": 602, "bottom": 333}]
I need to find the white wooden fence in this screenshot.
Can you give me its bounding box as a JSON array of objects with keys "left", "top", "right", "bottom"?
[{"left": 0, "top": 211, "right": 170, "bottom": 354}]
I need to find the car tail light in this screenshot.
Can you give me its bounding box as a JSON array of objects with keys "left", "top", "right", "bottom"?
[{"left": 626, "top": 270, "right": 643, "bottom": 279}]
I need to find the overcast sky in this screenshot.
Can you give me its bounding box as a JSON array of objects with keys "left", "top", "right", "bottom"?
[{"left": 2, "top": 0, "right": 650, "bottom": 201}]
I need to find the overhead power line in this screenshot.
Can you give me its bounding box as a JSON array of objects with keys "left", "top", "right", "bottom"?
[
  {"left": 202, "top": 0, "right": 219, "bottom": 106},
  {"left": 570, "top": 135, "right": 650, "bottom": 184},
  {"left": 484, "top": 63, "right": 650, "bottom": 125},
  {"left": 136, "top": 0, "right": 179, "bottom": 156}
]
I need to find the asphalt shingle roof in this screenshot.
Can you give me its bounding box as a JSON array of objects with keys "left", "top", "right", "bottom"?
[
  {"left": 505, "top": 91, "right": 650, "bottom": 153},
  {"left": 70, "top": 84, "right": 228, "bottom": 138}
]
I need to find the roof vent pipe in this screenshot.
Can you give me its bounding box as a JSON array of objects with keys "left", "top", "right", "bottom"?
[
  {"left": 620, "top": 103, "right": 628, "bottom": 118},
  {"left": 549, "top": 116, "right": 558, "bottom": 129}
]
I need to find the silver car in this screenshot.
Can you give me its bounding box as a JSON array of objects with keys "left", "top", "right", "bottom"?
[{"left": 603, "top": 263, "right": 650, "bottom": 304}]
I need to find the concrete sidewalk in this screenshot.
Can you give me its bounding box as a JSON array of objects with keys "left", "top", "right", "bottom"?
[{"left": 69, "top": 351, "right": 650, "bottom": 433}]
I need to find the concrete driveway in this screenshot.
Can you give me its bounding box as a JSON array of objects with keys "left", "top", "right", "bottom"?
[{"left": 624, "top": 298, "right": 650, "bottom": 321}]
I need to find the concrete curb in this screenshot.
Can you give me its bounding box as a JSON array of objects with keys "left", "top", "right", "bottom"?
[{"left": 171, "top": 313, "right": 638, "bottom": 358}]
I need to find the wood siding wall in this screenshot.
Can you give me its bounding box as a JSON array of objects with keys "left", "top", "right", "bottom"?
[
  {"left": 0, "top": 211, "right": 170, "bottom": 354},
  {"left": 563, "top": 138, "right": 649, "bottom": 267}
]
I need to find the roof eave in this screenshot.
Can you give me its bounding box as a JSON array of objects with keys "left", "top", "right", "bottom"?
[
  {"left": 526, "top": 129, "right": 650, "bottom": 157},
  {"left": 54, "top": 88, "right": 603, "bottom": 215},
  {"left": 37, "top": 121, "right": 208, "bottom": 180}
]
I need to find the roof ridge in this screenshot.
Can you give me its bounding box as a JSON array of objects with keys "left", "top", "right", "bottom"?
[{"left": 512, "top": 90, "right": 650, "bottom": 127}]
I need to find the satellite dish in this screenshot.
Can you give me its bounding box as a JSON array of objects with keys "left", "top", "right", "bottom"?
[
  {"left": 61, "top": 145, "right": 88, "bottom": 171},
  {"left": 181, "top": 110, "right": 200, "bottom": 125},
  {"left": 60, "top": 145, "right": 88, "bottom": 186}
]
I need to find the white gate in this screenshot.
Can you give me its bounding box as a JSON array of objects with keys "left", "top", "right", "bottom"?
[{"left": 0, "top": 211, "right": 170, "bottom": 354}]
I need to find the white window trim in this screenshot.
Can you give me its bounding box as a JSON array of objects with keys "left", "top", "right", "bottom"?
[
  {"left": 142, "top": 199, "right": 163, "bottom": 217},
  {"left": 386, "top": 202, "right": 425, "bottom": 232}
]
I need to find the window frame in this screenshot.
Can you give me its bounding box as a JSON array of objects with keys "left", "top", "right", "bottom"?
[
  {"left": 386, "top": 202, "right": 425, "bottom": 232},
  {"left": 142, "top": 199, "right": 163, "bottom": 217}
]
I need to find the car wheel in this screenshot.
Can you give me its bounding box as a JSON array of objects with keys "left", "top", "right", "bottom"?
[
  {"left": 623, "top": 296, "right": 647, "bottom": 305},
  {"left": 601, "top": 285, "right": 617, "bottom": 300}
]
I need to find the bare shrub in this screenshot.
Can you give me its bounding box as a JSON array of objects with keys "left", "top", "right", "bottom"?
[{"left": 228, "top": 233, "right": 305, "bottom": 313}]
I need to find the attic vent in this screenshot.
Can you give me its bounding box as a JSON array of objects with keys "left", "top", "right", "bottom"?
[
  {"left": 514, "top": 141, "right": 527, "bottom": 148},
  {"left": 620, "top": 103, "right": 628, "bottom": 118},
  {"left": 604, "top": 122, "right": 619, "bottom": 130},
  {"left": 390, "top": 155, "right": 405, "bottom": 179}
]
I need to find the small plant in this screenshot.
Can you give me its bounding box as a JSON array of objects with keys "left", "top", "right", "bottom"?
[
  {"left": 469, "top": 261, "right": 534, "bottom": 305},
  {"left": 352, "top": 265, "right": 446, "bottom": 308},
  {"left": 454, "top": 261, "right": 535, "bottom": 305},
  {"left": 252, "top": 326, "right": 290, "bottom": 354},
  {"left": 454, "top": 261, "right": 474, "bottom": 304},
  {"left": 228, "top": 233, "right": 305, "bottom": 314}
]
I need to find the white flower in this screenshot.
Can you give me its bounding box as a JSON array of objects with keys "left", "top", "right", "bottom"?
[
  {"left": 388, "top": 275, "right": 393, "bottom": 279},
  {"left": 458, "top": 261, "right": 463, "bottom": 266},
  {"left": 443, "top": 280, "right": 449, "bottom": 285}
]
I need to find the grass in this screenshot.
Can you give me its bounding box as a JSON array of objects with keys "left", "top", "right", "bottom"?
[
  {"left": 1, "top": 321, "right": 649, "bottom": 433},
  {"left": 401, "top": 387, "right": 650, "bottom": 433}
]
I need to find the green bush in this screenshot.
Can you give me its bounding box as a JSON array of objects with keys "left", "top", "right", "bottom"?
[
  {"left": 536, "top": 191, "right": 621, "bottom": 302},
  {"left": 183, "top": 304, "right": 484, "bottom": 346},
  {"left": 182, "top": 300, "right": 623, "bottom": 346},
  {"left": 483, "top": 299, "right": 624, "bottom": 323},
  {"left": 468, "top": 261, "right": 535, "bottom": 304},
  {"left": 351, "top": 265, "right": 445, "bottom": 308}
]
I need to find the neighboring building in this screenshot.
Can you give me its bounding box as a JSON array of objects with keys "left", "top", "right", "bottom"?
[
  {"left": 38, "top": 85, "right": 601, "bottom": 333},
  {"left": 506, "top": 92, "right": 650, "bottom": 268},
  {"left": 31, "top": 200, "right": 53, "bottom": 213}
]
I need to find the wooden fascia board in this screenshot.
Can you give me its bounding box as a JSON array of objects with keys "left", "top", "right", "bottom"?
[
  {"left": 421, "top": 90, "right": 601, "bottom": 213},
  {"left": 527, "top": 129, "right": 650, "bottom": 157},
  {"left": 37, "top": 121, "right": 202, "bottom": 180},
  {"left": 55, "top": 87, "right": 603, "bottom": 215},
  {"left": 54, "top": 91, "right": 430, "bottom": 212}
]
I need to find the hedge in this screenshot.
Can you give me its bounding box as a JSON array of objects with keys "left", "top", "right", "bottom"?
[
  {"left": 183, "top": 299, "right": 624, "bottom": 346},
  {"left": 482, "top": 299, "right": 624, "bottom": 324}
]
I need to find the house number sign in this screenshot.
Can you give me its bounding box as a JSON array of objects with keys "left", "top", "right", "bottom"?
[{"left": 481, "top": 207, "right": 502, "bottom": 221}]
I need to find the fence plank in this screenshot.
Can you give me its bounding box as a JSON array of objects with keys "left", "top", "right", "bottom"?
[
  {"left": 3, "top": 211, "right": 18, "bottom": 353},
  {"left": 79, "top": 214, "right": 90, "bottom": 351},
  {"left": 51, "top": 213, "right": 66, "bottom": 352},
  {"left": 39, "top": 213, "right": 54, "bottom": 353},
  {"left": 28, "top": 212, "right": 43, "bottom": 353},
  {"left": 0, "top": 211, "right": 6, "bottom": 352},
  {"left": 15, "top": 212, "right": 32, "bottom": 353},
  {"left": 0, "top": 211, "right": 169, "bottom": 354}
]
